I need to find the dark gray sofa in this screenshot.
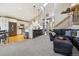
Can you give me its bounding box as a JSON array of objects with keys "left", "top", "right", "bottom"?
[{"left": 53, "top": 36, "right": 73, "bottom": 56}]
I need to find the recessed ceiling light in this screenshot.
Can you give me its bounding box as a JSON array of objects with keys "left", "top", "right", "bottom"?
[{"left": 43, "top": 3, "right": 48, "bottom": 7}]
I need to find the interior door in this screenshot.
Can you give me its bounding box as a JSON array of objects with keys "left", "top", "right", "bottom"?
[{"left": 9, "top": 22, "right": 17, "bottom": 36}]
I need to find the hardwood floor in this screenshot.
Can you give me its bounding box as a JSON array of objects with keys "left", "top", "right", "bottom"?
[
  {"left": 0, "top": 35, "right": 78, "bottom": 56},
  {"left": 8, "top": 35, "right": 25, "bottom": 44}
]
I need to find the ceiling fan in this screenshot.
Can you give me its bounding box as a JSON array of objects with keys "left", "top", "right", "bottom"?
[{"left": 61, "top": 8, "right": 71, "bottom": 14}]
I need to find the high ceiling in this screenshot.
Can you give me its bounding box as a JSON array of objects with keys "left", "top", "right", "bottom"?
[
  {"left": 0, "top": 3, "right": 44, "bottom": 21},
  {"left": 0, "top": 3, "right": 73, "bottom": 22}
]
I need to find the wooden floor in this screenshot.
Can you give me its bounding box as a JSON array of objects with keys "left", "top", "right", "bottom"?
[{"left": 8, "top": 35, "right": 25, "bottom": 44}]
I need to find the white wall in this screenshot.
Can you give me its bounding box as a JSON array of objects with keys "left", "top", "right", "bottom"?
[
  {"left": 54, "top": 16, "right": 72, "bottom": 29},
  {"left": 0, "top": 17, "right": 9, "bottom": 31},
  {"left": 54, "top": 3, "right": 71, "bottom": 26}
]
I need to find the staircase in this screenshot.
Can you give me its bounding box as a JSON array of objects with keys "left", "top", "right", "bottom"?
[{"left": 54, "top": 16, "right": 72, "bottom": 29}]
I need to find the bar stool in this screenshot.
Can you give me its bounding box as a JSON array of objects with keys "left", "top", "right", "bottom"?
[{"left": 0, "top": 34, "right": 5, "bottom": 44}]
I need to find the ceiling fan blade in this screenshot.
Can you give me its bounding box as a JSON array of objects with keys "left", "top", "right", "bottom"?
[
  {"left": 61, "top": 11, "right": 70, "bottom": 14},
  {"left": 61, "top": 8, "right": 71, "bottom": 14}
]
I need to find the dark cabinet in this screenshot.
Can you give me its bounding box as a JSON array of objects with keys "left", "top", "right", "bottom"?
[{"left": 33, "top": 29, "right": 43, "bottom": 38}]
